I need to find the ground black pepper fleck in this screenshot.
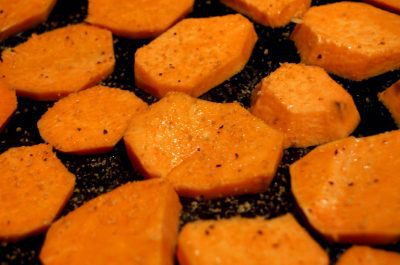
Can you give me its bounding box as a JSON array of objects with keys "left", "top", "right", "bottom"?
[{"left": 0, "top": 0, "right": 399, "bottom": 264}]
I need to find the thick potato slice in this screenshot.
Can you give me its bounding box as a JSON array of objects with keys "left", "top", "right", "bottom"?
[
  {"left": 291, "top": 2, "right": 400, "bottom": 81},
  {"left": 40, "top": 179, "right": 182, "bottom": 265},
  {"left": 251, "top": 63, "right": 360, "bottom": 148},
  {"left": 364, "top": 0, "right": 400, "bottom": 14},
  {"left": 0, "top": 81, "right": 17, "bottom": 131},
  {"left": 134, "top": 14, "right": 257, "bottom": 98},
  {"left": 86, "top": 0, "right": 194, "bottom": 39},
  {"left": 291, "top": 130, "right": 400, "bottom": 244},
  {"left": 0, "top": 144, "right": 75, "bottom": 242},
  {"left": 0, "top": 23, "right": 115, "bottom": 101},
  {"left": 220, "top": 0, "right": 311, "bottom": 27},
  {"left": 177, "top": 214, "right": 328, "bottom": 265},
  {"left": 124, "top": 92, "right": 283, "bottom": 198},
  {"left": 337, "top": 246, "right": 400, "bottom": 265},
  {"left": 0, "top": 0, "right": 56, "bottom": 41},
  {"left": 38, "top": 86, "right": 147, "bottom": 155},
  {"left": 379, "top": 80, "right": 400, "bottom": 127}
]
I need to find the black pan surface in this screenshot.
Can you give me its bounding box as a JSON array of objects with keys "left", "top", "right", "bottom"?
[{"left": 0, "top": 0, "right": 399, "bottom": 264}]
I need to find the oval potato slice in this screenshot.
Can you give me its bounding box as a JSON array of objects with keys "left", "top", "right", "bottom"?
[
  {"left": 0, "top": 23, "right": 115, "bottom": 101},
  {"left": 134, "top": 14, "right": 257, "bottom": 98},
  {"left": 291, "top": 130, "right": 400, "bottom": 244},
  {"left": 0, "top": 81, "right": 17, "bottom": 131},
  {"left": 40, "top": 179, "right": 181, "bottom": 265},
  {"left": 291, "top": 2, "right": 400, "bottom": 81},
  {"left": 0, "top": 0, "right": 56, "bottom": 40},
  {"left": 0, "top": 144, "right": 75, "bottom": 242},
  {"left": 38, "top": 85, "right": 147, "bottom": 155}
]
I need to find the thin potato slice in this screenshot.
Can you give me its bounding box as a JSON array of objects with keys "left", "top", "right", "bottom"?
[
  {"left": 134, "top": 14, "right": 257, "bottom": 98},
  {"left": 251, "top": 63, "right": 360, "bottom": 148},
  {"left": 124, "top": 92, "right": 283, "bottom": 198},
  {"left": 337, "top": 246, "right": 400, "bottom": 265},
  {"left": 291, "top": 130, "right": 400, "bottom": 244},
  {"left": 0, "top": 144, "right": 75, "bottom": 242},
  {"left": 86, "top": 0, "right": 194, "bottom": 39},
  {"left": 0, "top": 23, "right": 115, "bottom": 101},
  {"left": 0, "top": 81, "right": 17, "bottom": 131},
  {"left": 38, "top": 85, "right": 147, "bottom": 155},
  {"left": 378, "top": 80, "right": 400, "bottom": 127},
  {"left": 291, "top": 2, "right": 400, "bottom": 81},
  {"left": 40, "top": 179, "right": 182, "bottom": 265},
  {"left": 221, "top": 0, "right": 311, "bottom": 27},
  {"left": 177, "top": 214, "right": 328, "bottom": 265},
  {"left": 0, "top": 0, "right": 56, "bottom": 40}
]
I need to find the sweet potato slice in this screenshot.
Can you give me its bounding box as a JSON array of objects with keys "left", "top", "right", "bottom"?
[
  {"left": 291, "top": 2, "right": 400, "bottom": 81},
  {"left": 364, "top": 0, "right": 400, "bottom": 14},
  {"left": 38, "top": 85, "right": 147, "bottom": 155},
  {"left": 0, "top": 80, "right": 17, "bottom": 131},
  {"left": 291, "top": 130, "right": 400, "bottom": 244},
  {"left": 0, "top": 0, "right": 56, "bottom": 41},
  {"left": 177, "top": 214, "right": 329, "bottom": 265},
  {"left": 86, "top": 0, "right": 194, "bottom": 39},
  {"left": 337, "top": 246, "right": 400, "bottom": 265},
  {"left": 0, "top": 144, "right": 75, "bottom": 242},
  {"left": 134, "top": 14, "right": 257, "bottom": 98},
  {"left": 220, "top": 0, "right": 311, "bottom": 27},
  {"left": 378, "top": 80, "right": 400, "bottom": 127},
  {"left": 124, "top": 92, "right": 283, "bottom": 198},
  {"left": 0, "top": 23, "right": 114, "bottom": 101},
  {"left": 40, "top": 179, "right": 182, "bottom": 265},
  {"left": 251, "top": 63, "right": 360, "bottom": 148}
]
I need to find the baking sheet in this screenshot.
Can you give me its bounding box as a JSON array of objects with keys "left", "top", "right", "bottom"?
[{"left": 1, "top": 0, "right": 399, "bottom": 264}]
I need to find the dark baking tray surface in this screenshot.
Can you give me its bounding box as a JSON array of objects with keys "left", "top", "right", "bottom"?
[{"left": 1, "top": 0, "right": 399, "bottom": 264}]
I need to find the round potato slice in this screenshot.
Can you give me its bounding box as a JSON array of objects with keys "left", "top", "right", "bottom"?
[
  {"left": 0, "top": 144, "right": 75, "bottom": 241},
  {"left": 38, "top": 86, "right": 147, "bottom": 155},
  {"left": 0, "top": 23, "right": 115, "bottom": 101},
  {"left": 86, "top": 0, "right": 194, "bottom": 39},
  {"left": 0, "top": 0, "right": 56, "bottom": 41},
  {"left": 291, "top": 130, "right": 400, "bottom": 244},
  {"left": 291, "top": 2, "right": 400, "bottom": 80},
  {"left": 337, "top": 246, "right": 400, "bottom": 265}
]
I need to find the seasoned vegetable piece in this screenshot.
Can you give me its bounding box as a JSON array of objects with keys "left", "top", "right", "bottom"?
[
  {"left": 220, "top": 0, "right": 311, "bottom": 27},
  {"left": 291, "top": 130, "right": 400, "bottom": 244},
  {"left": 363, "top": 0, "right": 400, "bottom": 14},
  {"left": 337, "top": 246, "right": 400, "bottom": 265},
  {"left": 378, "top": 80, "right": 400, "bottom": 127},
  {"left": 291, "top": 2, "right": 400, "bottom": 81},
  {"left": 0, "top": 81, "right": 17, "bottom": 131},
  {"left": 38, "top": 86, "right": 147, "bottom": 155},
  {"left": 135, "top": 14, "right": 257, "bottom": 98},
  {"left": 0, "top": 23, "right": 115, "bottom": 101},
  {"left": 251, "top": 63, "right": 360, "bottom": 148},
  {"left": 177, "top": 214, "right": 329, "bottom": 265},
  {"left": 124, "top": 92, "right": 283, "bottom": 198},
  {"left": 40, "top": 179, "right": 182, "bottom": 265},
  {"left": 0, "top": 0, "right": 56, "bottom": 41},
  {"left": 0, "top": 144, "right": 75, "bottom": 242},
  {"left": 86, "top": 0, "right": 194, "bottom": 39}
]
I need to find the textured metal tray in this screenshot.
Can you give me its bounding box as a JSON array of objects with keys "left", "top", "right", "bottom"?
[{"left": 0, "top": 0, "right": 399, "bottom": 264}]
